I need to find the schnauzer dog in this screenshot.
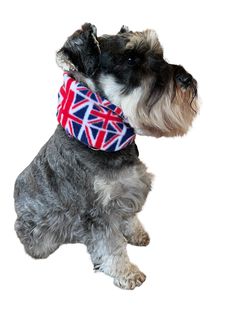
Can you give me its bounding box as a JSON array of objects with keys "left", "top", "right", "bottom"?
[{"left": 14, "top": 23, "right": 198, "bottom": 289}]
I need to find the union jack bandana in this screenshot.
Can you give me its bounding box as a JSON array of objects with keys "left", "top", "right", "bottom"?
[{"left": 57, "top": 73, "right": 136, "bottom": 152}]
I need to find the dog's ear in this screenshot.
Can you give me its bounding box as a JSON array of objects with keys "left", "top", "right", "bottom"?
[
  {"left": 56, "top": 23, "right": 100, "bottom": 76},
  {"left": 118, "top": 25, "right": 130, "bottom": 34}
]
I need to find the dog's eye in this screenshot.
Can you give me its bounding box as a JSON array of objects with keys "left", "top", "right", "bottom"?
[
  {"left": 127, "top": 55, "right": 141, "bottom": 66},
  {"left": 127, "top": 57, "right": 136, "bottom": 66}
]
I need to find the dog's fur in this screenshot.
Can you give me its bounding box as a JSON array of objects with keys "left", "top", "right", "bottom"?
[{"left": 14, "top": 23, "right": 198, "bottom": 289}]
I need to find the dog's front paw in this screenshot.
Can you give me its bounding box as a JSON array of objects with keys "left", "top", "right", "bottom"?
[
  {"left": 127, "top": 231, "right": 150, "bottom": 246},
  {"left": 113, "top": 269, "right": 146, "bottom": 290}
]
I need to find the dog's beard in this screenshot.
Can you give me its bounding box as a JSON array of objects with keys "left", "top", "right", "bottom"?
[
  {"left": 135, "top": 81, "right": 198, "bottom": 137},
  {"left": 98, "top": 74, "right": 198, "bottom": 137}
]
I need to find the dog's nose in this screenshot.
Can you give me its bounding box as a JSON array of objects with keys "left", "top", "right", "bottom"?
[{"left": 176, "top": 73, "right": 193, "bottom": 88}]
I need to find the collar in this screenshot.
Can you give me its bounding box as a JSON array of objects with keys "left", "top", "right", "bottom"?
[{"left": 57, "top": 73, "right": 135, "bottom": 152}]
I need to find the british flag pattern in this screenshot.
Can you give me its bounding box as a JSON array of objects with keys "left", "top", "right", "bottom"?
[{"left": 57, "top": 73, "right": 135, "bottom": 152}]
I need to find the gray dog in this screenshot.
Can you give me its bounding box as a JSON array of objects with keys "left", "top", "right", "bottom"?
[{"left": 14, "top": 23, "right": 198, "bottom": 289}]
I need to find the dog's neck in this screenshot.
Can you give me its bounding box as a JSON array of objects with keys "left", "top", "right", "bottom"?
[{"left": 57, "top": 73, "right": 135, "bottom": 152}]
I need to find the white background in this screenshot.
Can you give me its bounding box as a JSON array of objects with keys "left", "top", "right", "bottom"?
[{"left": 0, "top": 0, "right": 235, "bottom": 313}]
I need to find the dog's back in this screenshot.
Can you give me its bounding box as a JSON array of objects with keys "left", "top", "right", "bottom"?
[{"left": 14, "top": 126, "right": 93, "bottom": 258}]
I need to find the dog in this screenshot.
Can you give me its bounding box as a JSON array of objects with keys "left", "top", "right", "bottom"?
[{"left": 14, "top": 23, "right": 198, "bottom": 289}]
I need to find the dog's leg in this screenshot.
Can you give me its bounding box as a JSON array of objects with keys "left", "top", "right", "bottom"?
[
  {"left": 87, "top": 224, "right": 146, "bottom": 289},
  {"left": 15, "top": 217, "right": 61, "bottom": 259},
  {"left": 121, "top": 215, "right": 150, "bottom": 246}
]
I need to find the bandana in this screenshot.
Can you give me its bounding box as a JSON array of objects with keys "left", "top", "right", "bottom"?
[{"left": 57, "top": 73, "right": 135, "bottom": 152}]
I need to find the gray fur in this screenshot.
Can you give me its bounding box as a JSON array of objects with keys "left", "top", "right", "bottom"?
[
  {"left": 14, "top": 126, "right": 152, "bottom": 289},
  {"left": 14, "top": 23, "right": 198, "bottom": 290}
]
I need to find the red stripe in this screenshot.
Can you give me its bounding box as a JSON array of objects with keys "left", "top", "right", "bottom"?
[
  {"left": 103, "top": 110, "right": 111, "bottom": 128},
  {"left": 92, "top": 105, "right": 104, "bottom": 113},
  {"left": 71, "top": 98, "right": 88, "bottom": 110},
  {"left": 110, "top": 122, "right": 123, "bottom": 133},
  {"left": 66, "top": 113, "right": 83, "bottom": 125},
  {"left": 61, "top": 88, "right": 75, "bottom": 126},
  {"left": 119, "top": 135, "right": 136, "bottom": 149},
  {"left": 94, "top": 130, "right": 106, "bottom": 148},
  {"left": 85, "top": 125, "right": 92, "bottom": 146},
  {"left": 76, "top": 86, "right": 87, "bottom": 91},
  {"left": 88, "top": 118, "right": 103, "bottom": 124},
  {"left": 114, "top": 107, "right": 122, "bottom": 115},
  {"left": 90, "top": 110, "right": 122, "bottom": 123},
  {"left": 103, "top": 134, "right": 120, "bottom": 148},
  {"left": 87, "top": 91, "right": 93, "bottom": 97},
  {"left": 68, "top": 120, "right": 73, "bottom": 135},
  {"left": 57, "top": 78, "right": 74, "bottom": 123},
  {"left": 96, "top": 94, "right": 103, "bottom": 104},
  {"left": 59, "top": 85, "right": 66, "bottom": 98},
  {"left": 102, "top": 100, "right": 111, "bottom": 105}
]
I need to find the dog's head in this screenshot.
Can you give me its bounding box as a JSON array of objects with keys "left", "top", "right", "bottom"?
[{"left": 56, "top": 23, "right": 198, "bottom": 137}]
